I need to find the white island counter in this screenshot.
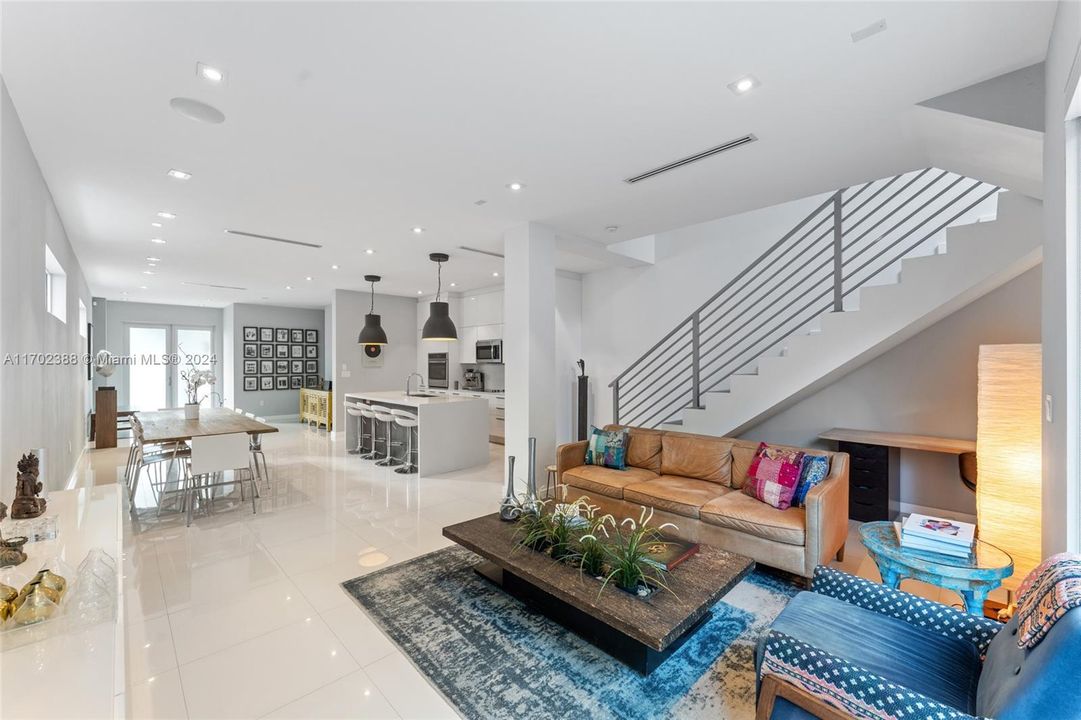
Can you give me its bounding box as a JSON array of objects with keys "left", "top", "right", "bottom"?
[{"left": 343, "top": 391, "right": 489, "bottom": 474}]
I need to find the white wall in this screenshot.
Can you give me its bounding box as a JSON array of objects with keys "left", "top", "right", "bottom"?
[
  {"left": 555, "top": 273, "right": 583, "bottom": 444},
  {"left": 227, "top": 303, "right": 325, "bottom": 418},
  {"left": 331, "top": 289, "right": 417, "bottom": 427},
  {"left": 582, "top": 192, "right": 828, "bottom": 427},
  {"left": 1042, "top": 2, "right": 1081, "bottom": 555},
  {"left": 1, "top": 80, "right": 92, "bottom": 496},
  {"left": 743, "top": 266, "right": 1041, "bottom": 516},
  {"left": 91, "top": 299, "right": 224, "bottom": 409}
]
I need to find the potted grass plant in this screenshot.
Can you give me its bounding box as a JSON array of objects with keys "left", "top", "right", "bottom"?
[
  {"left": 513, "top": 499, "right": 552, "bottom": 552},
  {"left": 576, "top": 501, "right": 615, "bottom": 578},
  {"left": 600, "top": 507, "right": 679, "bottom": 598}
]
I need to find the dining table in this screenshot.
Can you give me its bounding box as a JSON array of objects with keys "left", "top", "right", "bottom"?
[{"left": 133, "top": 407, "right": 279, "bottom": 444}]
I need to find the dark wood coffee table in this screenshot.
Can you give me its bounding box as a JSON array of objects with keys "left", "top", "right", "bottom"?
[{"left": 443, "top": 513, "right": 754, "bottom": 674}]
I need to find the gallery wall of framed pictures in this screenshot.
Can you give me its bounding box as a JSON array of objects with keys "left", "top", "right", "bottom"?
[{"left": 242, "top": 326, "right": 321, "bottom": 392}]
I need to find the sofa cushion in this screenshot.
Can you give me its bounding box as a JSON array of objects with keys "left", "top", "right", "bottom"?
[
  {"left": 562, "top": 465, "right": 659, "bottom": 499},
  {"left": 605, "top": 425, "right": 663, "bottom": 473},
  {"left": 699, "top": 491, "right": 806, "bottom": 546},
  {"left": 659, "top": 434, "right": 733, "bottom": 484},
  {"left": 623, "top": 476, "right": 730, "bottom": 519},
  {"left": 760, "top": 591, "right": 981, "bottom": 714},
  {"left": 730, "top": 443, "right": 757, "bottom": 489}
]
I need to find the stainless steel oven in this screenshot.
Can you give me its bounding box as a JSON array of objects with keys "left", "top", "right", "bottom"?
[
  {"left": 476, "top": 339, "right": 502, "bottom": 363},
  {"left": 427, "top": 352, "right": 449, "bottom": 388}
]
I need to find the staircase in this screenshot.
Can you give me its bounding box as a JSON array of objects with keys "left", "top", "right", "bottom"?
[{"left": 608, "top": 169, "right": 1042, "bottom": 436}]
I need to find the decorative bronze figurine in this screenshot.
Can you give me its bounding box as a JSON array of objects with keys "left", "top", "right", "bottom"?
[
  {"left": 0, "top": 499, "right": 27, "bottom": 568},
  {"left": 11, "top": 452, "right": 46, "bottom": 519}
]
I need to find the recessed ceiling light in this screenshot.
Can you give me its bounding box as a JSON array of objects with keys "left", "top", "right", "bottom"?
[
  {"left": 285, "top": 285, "right": 293, "bottom": 290},
  {"left": 196, "top": 62, "right": 226, "bottom": 85},
  {"left": 506, "top": 182, "right": 524, "bottom": 191},
  {"left": 157, "top": 211, "right": 176, "bottom": 219},
  {"left": 147, "top": 263, "right": 157, "bottom": 268},
  {"left": 305, "top": 276, "right": 312, "bottom": 281},
  {"left": 365, "top": 249, "right": 374, "bottom": 255},
  {"left": 167, "top": 168, "right": 192, "bottom": 181},
  {"left": 139, "top": 285, "right": 147, "bottom": 290},
  {"left": 145, "top": 257, "right": 161, "bottom": 262},
  {"left": 412, "top": 227, "right": 425, "bottom": 234},
  {"left": 450, "top": 282, "right": 457, "bottom": 287},
  {"left": 492, "top": 272, "right": 499, "bottom": 277},
  {"left": 727, "top": 75, "right": 760, "bottom": 95},
  {"left": 151, "top": 222, "right": 162, "bottom": 228},
  {"left": 143, "top": 270, "right": 155, "bottom": 275},
  {"left": 151, "top": 238, "right": 166, "bottom": 244},
  {"left": 121, "top": 291, "right": 129, "bottom": 296},
  {"left": 606, "top": 225, "right": 620, "bottom": 233},
  {"left": 331, "top": 264, "right": 339, "bottom": 270},
  {"left": 417, "top": 290, "right": 424, "bottom": 295},
  {"left": 474, "top": 199, "right": 487, "bottom": 206},
  {"left": 170, "top": 97, "right": 225, "bottom": 125}
]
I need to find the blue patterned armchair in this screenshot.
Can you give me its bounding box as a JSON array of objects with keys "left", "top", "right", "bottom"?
[{"left": 755, "top": 566, "right": 1081, "bottom": 719}]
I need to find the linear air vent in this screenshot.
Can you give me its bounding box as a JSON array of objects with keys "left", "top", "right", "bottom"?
[
  {"left": 223, "top": 229, "right": 322, "bottom": 249},
  {"left": 458, "top": 245, "right": 505, "bottom": 259},
  {"left": 624, "top": 134, "right": 758, "bottom": 184},
  {"left": 182, "top": 281, "right": 247, "bottom": 291}
]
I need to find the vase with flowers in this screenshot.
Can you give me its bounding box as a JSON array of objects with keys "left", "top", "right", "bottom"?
[{"left": 180, "top": 354, "right": 216, "bottom": 420}]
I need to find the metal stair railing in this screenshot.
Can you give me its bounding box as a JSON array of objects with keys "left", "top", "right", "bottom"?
[{"left": 609, "top": 169, "right": 1000, "bottom": 429}]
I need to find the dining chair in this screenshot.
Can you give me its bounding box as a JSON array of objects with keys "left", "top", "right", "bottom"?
[
  {"left": 249, "top": 417, "right": 270, "bottom": 487},
  {"left": 186, "top": 432, "right": 257, "bottom": 526},
  {"left": 126, "top": 418, "right": 190, "bottom": 513}
]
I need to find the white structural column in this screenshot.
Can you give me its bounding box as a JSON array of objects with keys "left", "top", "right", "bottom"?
[{"left": 504, "top": 222, "right": 557, "bottom": 488}]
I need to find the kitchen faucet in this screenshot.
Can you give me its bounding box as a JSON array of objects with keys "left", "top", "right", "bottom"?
[{"left": 405, "top": 372, "right": 424, "bottom": 396}]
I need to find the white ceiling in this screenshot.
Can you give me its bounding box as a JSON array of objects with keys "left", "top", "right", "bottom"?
[{"left": 1, "top": 2, "right": 1054, "bottom": 308}]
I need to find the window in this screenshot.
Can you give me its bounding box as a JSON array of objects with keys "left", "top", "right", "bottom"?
[{"left": 44, "top": 245, "right": 66, "bottom": 323}]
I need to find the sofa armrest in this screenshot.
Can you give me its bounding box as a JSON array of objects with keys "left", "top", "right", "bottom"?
[
  {"left": 812, "top": 566, "right": 1002, "bottom": 655},
  {"left": 758, "top": 630, "right": 978, "bottom": 720},
  {"left": 803, "top": 452, "right": 849, "bottom": 575},
  {"left": 556, "top": 440, "right": 588, "bottom": 479}
]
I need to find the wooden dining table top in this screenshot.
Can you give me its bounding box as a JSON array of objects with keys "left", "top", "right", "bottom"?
[{"left": 134, "top": 408, "right": 279, "bottom": 444}]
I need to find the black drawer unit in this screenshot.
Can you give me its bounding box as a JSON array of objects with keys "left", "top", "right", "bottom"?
[{"left": 837, "top": 441, "right": 899, "bottom": 522}]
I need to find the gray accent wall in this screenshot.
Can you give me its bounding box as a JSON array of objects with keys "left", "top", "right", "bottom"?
[
  {"left": 742, "top": 266, "right": 1042, "bottom": 517},
  {"left": 226, "top": 303, "right": 325, "bottom": 418},
  {"left": 1, "top": 80, "right": 92, "bottom": 497}
]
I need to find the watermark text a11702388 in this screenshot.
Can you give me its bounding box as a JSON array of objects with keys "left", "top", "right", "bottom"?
[{"left": 3, "top": 352, "right": 217, "bottom": 366}]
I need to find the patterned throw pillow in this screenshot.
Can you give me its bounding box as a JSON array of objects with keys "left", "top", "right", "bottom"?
[
  {"left": 742, "top": 442, "right": 805, "bottom": 510},
  {"left": 792, "top": 455, "right": 830, "bottom": 507},
  {"left": 1015, "top": 552, "right": 1081, "bottom": 649},
  {"left": 584, "top": 426, "right": 628, "bottom": 470}
]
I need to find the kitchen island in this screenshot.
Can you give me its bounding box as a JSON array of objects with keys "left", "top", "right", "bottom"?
[{"left": 343, "top": 391, "right": 489, "bottom": 474}]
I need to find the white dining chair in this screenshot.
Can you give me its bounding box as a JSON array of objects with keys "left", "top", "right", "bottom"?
[
  {"left": 186, "top": 432, "right": 257, "bottom": 526},
  {"left": 249, "top": 418, "right": 270, "bottom": 486}
]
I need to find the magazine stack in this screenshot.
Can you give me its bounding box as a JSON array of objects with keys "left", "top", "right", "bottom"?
[{"left": 896, "top": 513, "right": 975, "bottom": 558}]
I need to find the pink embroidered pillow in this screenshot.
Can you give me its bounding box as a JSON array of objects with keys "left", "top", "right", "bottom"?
[{"left": 742, "top": 442, "right": 805, "bottom": 510}]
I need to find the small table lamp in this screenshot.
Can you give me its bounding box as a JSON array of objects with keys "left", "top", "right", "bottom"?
[{"left": 976, "top": 343, "right": 1042, "bottom": 594}]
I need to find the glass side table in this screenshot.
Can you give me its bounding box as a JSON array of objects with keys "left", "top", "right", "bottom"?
[{"left": 858, "top": 521, "right": 1013, "bottom": 616}]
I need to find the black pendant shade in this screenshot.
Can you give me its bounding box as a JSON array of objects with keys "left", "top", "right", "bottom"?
[
  {"left": 357, "top": 275, "right": 388, "bottom": 345},
  {"left": 422, "top": 253, "right": 458, "bottom": 341}
]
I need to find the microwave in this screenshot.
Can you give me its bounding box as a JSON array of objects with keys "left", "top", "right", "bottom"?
[{"left": 476, "top": 339, "right": 502, "bottom": 363}]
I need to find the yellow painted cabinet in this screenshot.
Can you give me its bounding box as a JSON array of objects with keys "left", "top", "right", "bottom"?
[{"left": 300, "top": 388, "right": 332, "bottom": 430}]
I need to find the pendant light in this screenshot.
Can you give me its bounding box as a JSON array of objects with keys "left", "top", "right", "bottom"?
[
  {"left": 422, "top": 253, "right": 457, "bottom": 341},
  {"left": 357, "top": 275, "right": 389, "bottom": 345}
]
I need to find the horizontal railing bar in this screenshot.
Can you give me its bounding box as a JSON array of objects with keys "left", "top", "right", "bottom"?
[
  {"left": 618, "top": 343, "right": 694, "bottom": 412},
  {"left": 609, "top": 316, "right": 694, "bottom": 387},
  {"left": 615, "top": 324, "right": 693, "bottom": 393},
  {"left": 841, "top": 170, "right": 952, "bottom": 255}
]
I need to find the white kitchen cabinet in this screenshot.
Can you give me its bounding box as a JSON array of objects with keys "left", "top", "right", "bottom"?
[
  {"left": 463, "top": 290, "right": 502, "bottom": 327},
  {"left": 459, "top": 326, "right": 478, "bottom": 364},
  {"left": 476, "top": 323, "right": 503, "bottom": 341}
]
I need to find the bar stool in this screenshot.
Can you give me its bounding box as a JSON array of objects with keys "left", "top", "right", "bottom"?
[
  {"left": 545, "top": 464, "right": 557, "bottom": 499},
  {"left": 371, "top": 405, "right": 403, "bottom": 467},
  {"left": 358, "top": 405, "right": 380, "bottom": 460},
  {"left": 391, "top": 409, "right": 419, "bottom": 474},
  {"left": 345, "top": 403, "right": 367, "bottom": 454}
]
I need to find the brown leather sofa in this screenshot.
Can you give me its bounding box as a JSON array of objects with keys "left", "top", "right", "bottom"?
[{"left": 556, "top": 425, "right": 849, "bottom": 579}]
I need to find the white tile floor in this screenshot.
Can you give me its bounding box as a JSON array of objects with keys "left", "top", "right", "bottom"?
[{"left": 77, "top": 422, "right": 974, "bottom": 719}]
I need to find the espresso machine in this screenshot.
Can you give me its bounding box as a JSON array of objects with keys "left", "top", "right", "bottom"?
[{"left": 463, "top": 368, "right": 484, "bottom": 390}]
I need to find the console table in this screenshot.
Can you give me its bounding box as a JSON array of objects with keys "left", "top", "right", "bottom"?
[{"left": 818, "top": 428, "right": 976, "bottom": 522}]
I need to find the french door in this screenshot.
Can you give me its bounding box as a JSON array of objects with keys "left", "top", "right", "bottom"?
[{"left": 125, "top": 324, "right": 216, "bottom": 410}]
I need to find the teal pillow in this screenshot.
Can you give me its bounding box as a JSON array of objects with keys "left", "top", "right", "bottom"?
[{"left": 584, "top": 426, "right": 628, "bottom": 470}]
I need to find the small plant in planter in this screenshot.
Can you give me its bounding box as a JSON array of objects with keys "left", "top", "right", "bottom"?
[
  {"left": 600, "top": 506, "right": 679, "bottom": 598},
  {"left": 576, "top": 501, "right": 615, "bottom": 578},
  {"left": 513, "top": 499, "right": 552, "bottom": 552}
]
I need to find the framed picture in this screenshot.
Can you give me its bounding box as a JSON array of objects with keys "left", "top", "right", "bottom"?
[
  {"left": 275, "top": 360, "right": 289, "bottom": 374},
  {"left": 243, "top": 327, "right": 258, "bottom": 342},
  {"left": 291, "top": 344, "right": 303, "bottom": 358},
  {"left": 305, "top": 329, "right": 318, "bottom": 344},
  {"left": 260, "top": 376, "right": 274, "bottom": 391},
  {"left": 305, "top": 359, "right": 318, "bottom": 373},
  {"left": 276, "top": 328, "right": 289, "bottom": 343},
  {"left": 275, "top": 344, "right": 288, "bottom": 358},
  {"left": 290, "top": 359, "right": 304, "bottom": 374},
  {"left": 305, "top": 345, "right": 318, "bottom": 358},
  {"left": 304, "top": 375, "right": 320, "bottom": 388},
  {"left": 259, "top": 344, "right": 274, "bottom": 358},
  {"left": 243, "top": 344, "right": 257, "bottom": 358},
  {"left": 290, "top": 376, "right": 303, "bottom": 389},
  {"left": 259, "top": 360, "right": 274, "bottom": 375},
  {"left": 260, "top": 327, "right": 274, "bottom": 343},
  {"left": 291, "top": 329, "right": 304, "bottom": 343},
  {"left": 275, "top": 376, "right": 288, "bottom": 390},
  {"left": 243, "top": 360, "right": 257, "bottom": 374},
  {"left": 243, "top": 377, "right": 258, "bottom": 391}
]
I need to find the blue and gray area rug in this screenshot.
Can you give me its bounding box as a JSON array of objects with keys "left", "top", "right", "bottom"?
[{"left": 343, "top": 546, "right": 800, "bottom": 719}]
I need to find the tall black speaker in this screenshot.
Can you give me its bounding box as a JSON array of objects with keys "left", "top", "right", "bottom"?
[{"left": 577, "top": 375, "right": 589, "bottom": 440}]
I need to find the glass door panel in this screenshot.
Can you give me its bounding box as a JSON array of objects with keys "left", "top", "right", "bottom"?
[{"left": 128, "top": 326, "right": 168, "bottom": 411}]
